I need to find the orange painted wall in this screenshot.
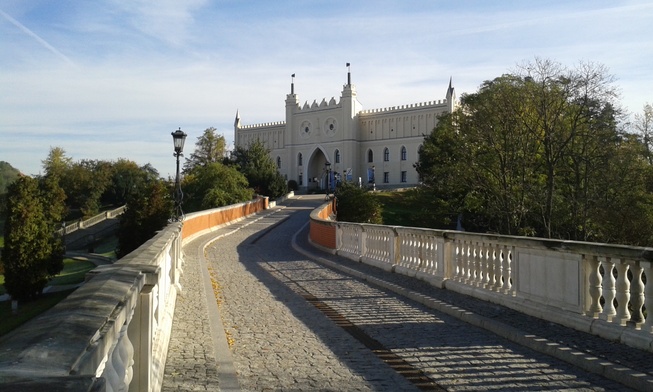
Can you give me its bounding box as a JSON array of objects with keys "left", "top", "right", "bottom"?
[
  {"left": 309, "top": 199, "right": 337, "bottom": 249},
  {"left": 182, "top": 198, "right": 266, "bottom": 240}
]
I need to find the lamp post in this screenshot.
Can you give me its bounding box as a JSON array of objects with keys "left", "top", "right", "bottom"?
[
  {"left": 325, "top": 161, "right": 332, "bottom": 200},
  {"left": 171, "top": 127, "right": 187, "bottom": 221}
]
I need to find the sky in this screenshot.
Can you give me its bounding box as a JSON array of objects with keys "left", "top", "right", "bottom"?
[{"left": 1, "top": 0, "right": 652, "bottom": 178}]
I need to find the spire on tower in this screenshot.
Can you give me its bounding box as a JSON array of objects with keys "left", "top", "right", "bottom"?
[
  {"left": 234, "top": 110, "right": 241, "bottom": 129},
  {"left": 346, "top": 63, "right": 351, "bottom": 86},
  {"left": 291, "top": 73, "right": 295, "bottom": 95}
]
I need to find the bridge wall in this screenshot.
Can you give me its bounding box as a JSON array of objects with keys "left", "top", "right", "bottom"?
[
  {"left": 309, "top": 202, "right": 653, "bottom": 353},
  {"left": 309, "top": 199, "right": 337, "bottom": 250},
  {"left": 0, "top": 196, "right": 269, "bottom": 391}
]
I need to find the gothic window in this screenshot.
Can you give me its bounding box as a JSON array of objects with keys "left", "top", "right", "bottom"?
[
  {"left": 298, "top": 153, "right": 303, "bottom": 166},
  {"left": 401, "top": 146, "right": 407, "bottom": 161},
  {"left": 401, "top": 171, "right": 407, "bottom": 183},
  {"left": 384, "top": 147, "right": 390, "bottom": 162},
  {"left": 368, "top": 149, "right": 374, "bottom": 163},
  {"left": 299, "top": 174, "right": 303, "bottom": 186},
  {"left": 383, "top": 172, "right": 389, "bottom": 183},
  {"left": 276, "top": 156, "right": 281, "bottom": 169},
  {"left": 335, "top": 149, "right": 341, "bottom": 164}
]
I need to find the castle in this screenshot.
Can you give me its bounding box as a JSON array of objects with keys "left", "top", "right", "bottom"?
[{"left": 234, "top": 67, "right": 456, "bottom": 192}]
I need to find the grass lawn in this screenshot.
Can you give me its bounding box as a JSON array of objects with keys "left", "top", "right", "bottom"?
[
  {"left": 0, "top": 289, "right": 76, "bottom": 337},
  {"left": 372, "top": 189, "right": 424, "bottom": 227},
  {"left": 48, "top": 258, "right": 96, "bottom": 286}
]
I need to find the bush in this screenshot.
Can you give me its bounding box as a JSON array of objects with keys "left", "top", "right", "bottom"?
[
  {"left": 287, "top": 179, "right": 298, "bottom": 191},
  {"left": 334, "top": 182, "right": 382, "bottom": 224}
]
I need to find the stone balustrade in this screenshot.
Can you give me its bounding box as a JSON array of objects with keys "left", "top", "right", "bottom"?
[
  {"left": 0, "top": 197, "right": 268, "bottom": 391},
  {"left": 309, "top": 201, "right": 653, "bottom": 353},
  {"left": 58, "top": 205, "right": 127, "bottom": 236}
]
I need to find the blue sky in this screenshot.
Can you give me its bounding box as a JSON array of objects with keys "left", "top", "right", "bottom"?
[{"left": 1, "top": 0, "right": 651, "bottom": 177}]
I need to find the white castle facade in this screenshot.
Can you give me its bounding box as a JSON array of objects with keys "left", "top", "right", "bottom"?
[{"left": 234, "top": 70, "right": 456, "bottom": 192}]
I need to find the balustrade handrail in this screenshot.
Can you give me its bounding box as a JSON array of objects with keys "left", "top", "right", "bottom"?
[
  {"left": 309, "top": 201, "right": 653, "bottom": 354},
  {"left": 57, "top": 205, "right": 127, "bottom": 236}
]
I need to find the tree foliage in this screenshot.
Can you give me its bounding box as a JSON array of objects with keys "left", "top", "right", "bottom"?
[
  {"left": 182, "top": 162, "right": 254, "bottom": 212},
  {"left": 2, "top": 176, "right": 64, "bottom": 300},
  {"left": 416, "top": 58, "right": 653, "bottom": 245},
  {"left": 117, "top": 180, "right": 172, "bottom": 258},
  {"left": 335, "top": 182, "right": 382, "bottom": 224},
  {"left": 230, "top": 139, "right": 287, "bottom": 199},
  {"left": 183, "top": 127, "right": 227, "bottom": 173}
]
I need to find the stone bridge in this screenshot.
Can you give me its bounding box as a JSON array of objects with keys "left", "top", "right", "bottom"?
[{"left": 2, "top": 194, "right": 653, "bottom": 391}]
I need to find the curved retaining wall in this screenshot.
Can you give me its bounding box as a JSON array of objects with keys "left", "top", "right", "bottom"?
[
  {"left": 308, "top": 199, "right": 337, "bottom": 251},
  {"left": 0, "top": 196, "right": 269, "bottom": 391}
]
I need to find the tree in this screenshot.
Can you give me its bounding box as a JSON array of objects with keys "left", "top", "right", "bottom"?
[
  {"left": 634, "top": 103, "right": 653, "bottom": 164},
  {"left": 414, "top": 58, "right": 653, "bottom": 244},
  {"left": 414, "top": 112, "right": 472, "bottom": 229},
  {"left": 183, "top": 127, "right": 226, "bottom": 173},
  {"left": 335, "top": 182, "right": 382, "bottom": 224},
  {"left": 231, "top": 139, "right": 287, "bottom": 199},
  {"left": 40, "top": 147, "right": 69, "bottom": 225},
  {"left": 62, "top": 159, "right": 112, "bottom": 218},
  {"left": 2, "top": 176, "right": 64, "bottom": 300},
  {"left": 117, "top": 180, "right": 173, "bottom": 258},
  {"left": 182, "top": 162, "right": 254, "bottom": 212},
  {"left": 103, "top": 159, "right": 160, "bottom": 206}
]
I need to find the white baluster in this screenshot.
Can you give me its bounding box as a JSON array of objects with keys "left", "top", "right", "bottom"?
[
  {"left": 642, "top": 263, "right": 653, "bottom": 333},
  {"left": 615, "top": 261, "right": 631, "bottom": 326},
  {"left": 586, "top": 255, "right": 603, "bottom": 318},
  {"left": 630, "top": 263, "right": 645, "bottom": 326},
  {"left": 501, "top": 245, "right": 512, "bottom": 293},
  {"left": 492, "top": 243, "right": 502, "bottom": 291},
  {"left": 600, "top": 257, "right": 617, "bottom": 322}
]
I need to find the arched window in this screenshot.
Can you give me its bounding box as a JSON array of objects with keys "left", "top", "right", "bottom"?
[
  {"left": 334, "top": 149, "right": 341, "bottom": 164},
  {"left": 298, "top": 153, "right": 303, "bottom": 166},
  {"left": 276, "top": 156, "right": 281, "bottom": 169},
  {"left": 383, "top": 147, "right": 390, "bottom": 162},
  {"left": 367, "top": 149, "right": 374, "bottom": 163},
  {"left": 401, "top": 146, "right": 407, "bottom": 161}
]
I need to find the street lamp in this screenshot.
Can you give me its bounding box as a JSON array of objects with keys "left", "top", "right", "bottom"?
[
  {"left": 171, "top": 127, "right": 187, "bottom": 221},
  {"left": 325, "top": 161, "right": 332, "bottom": 200}
]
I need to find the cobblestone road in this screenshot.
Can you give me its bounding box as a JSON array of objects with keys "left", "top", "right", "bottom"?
[{"left": 164, "top": 195, "right": 648, "bottom": 391}]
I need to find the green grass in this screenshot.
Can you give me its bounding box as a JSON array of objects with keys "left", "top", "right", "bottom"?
[
  {"left": 92, "top": 236, "right": 118, "bottom": 259},
  {"left": 372, "top": 189, "right": 424, "bottom": 227},
  {"left": 0, "top": 289, "right": 76, "bottom": 337},
  {"left": 48, "top": 258, "right": 96, "bottom": 286},
  {"left": 0, "top": 257, "right": 96, "bottom": 295}
]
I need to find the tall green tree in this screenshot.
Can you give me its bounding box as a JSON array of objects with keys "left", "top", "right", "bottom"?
[
  {"left": 634, "top": 103, "right": 653, "bottom": 164},
  {"left": 183, "top": 127, "right": 226, "bottom": 173},
  {"left": 231, "top": 139, "right": 287, "bottom": 199},
  {"left": 117, "top": 180, "right": 172, "bottom": 258},
  {"left": 2, "top": 176, "right": 64, "bottom": 300},
  {"left": 62, "top": 159, "right": 112, "bottom": 217},
  {"left": 103, "top": 159, "right": 160, "bottom": 206},
  {"left": 414, "top": 58, "right": 652, "bottom": 244},
  {"left": 182, "top": 162, "right": 253, "bottom": 212}
]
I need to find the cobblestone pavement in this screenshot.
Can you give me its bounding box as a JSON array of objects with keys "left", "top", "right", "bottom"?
[{"left": 164, "top": 195, "right": 653, "bottom": 391}]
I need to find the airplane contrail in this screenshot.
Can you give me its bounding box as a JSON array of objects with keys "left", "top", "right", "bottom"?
[{"left": 0, "top": 8, "right": 77, "bottom": 67}]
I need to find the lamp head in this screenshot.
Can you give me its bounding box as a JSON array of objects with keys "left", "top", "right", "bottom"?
[{"left": 171, "top": 128, "right": 187, "bottom": 155}]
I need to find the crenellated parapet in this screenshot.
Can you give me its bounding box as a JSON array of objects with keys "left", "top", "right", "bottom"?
[
  {"left": 238, "top": 121, "right": 286, "bottom": 130},
  {"left": 359, "top": 99, "right": 447, "bottom": 116},
  {"left": 298, "top": 96, "right": 340, "bottom": 112}
]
